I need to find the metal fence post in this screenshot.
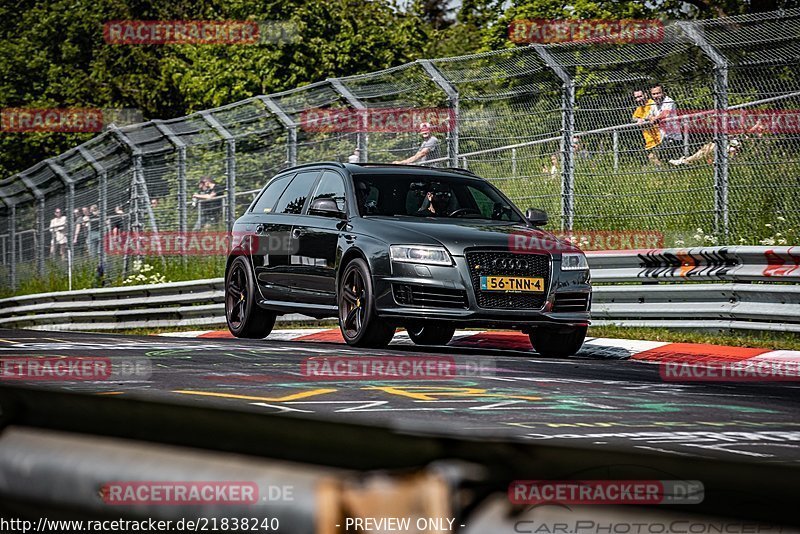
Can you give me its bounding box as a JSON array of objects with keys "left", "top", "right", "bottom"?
[
  {"left": 178, "top": 147, "right": 187, "bottom": 234},
  {"left": 681, "top": 22, "right": 730, "bottom": 239},
  {"left": 259, "top": 96, "right": 297, "bottom": 167},
  {"left": 511, "top": 148, "right": 517, "bottom": 178},
  {"left": 153, "top": 120, "right": 188, "bottom": 234},
  {"left": 612, "top": 131, "right": 619, "bottom": 171},
  {"left": 18, "top": 173, "right": 45, "bottom": 277},
  {"left": 9, "top": 204, "right": 15, "bottom": 290},
  {"left": 419, "top": 60, "right": 459, "bottom": 167},
  {"left": 329, "top": 79, "right": 368, "bottom": 162},
  {"left": 201, "top": 112, "right": 236, "bottom": 230},
  {"left": 534, "top": 45, "right": 575, "bottom": 231},
  {"left": 46, "top": 160, "right": 75, "bottom": 261},
  {"left": 78, "top": 146, "right": 108, "bottom": 276}
]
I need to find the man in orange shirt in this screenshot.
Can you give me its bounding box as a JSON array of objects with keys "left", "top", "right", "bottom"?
[{"left": 632, "top": 89, "right": 662, "bottom": 165}]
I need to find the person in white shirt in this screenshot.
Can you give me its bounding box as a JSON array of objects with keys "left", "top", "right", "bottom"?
[
  {"left": 49, "top": 208, "right": 67, "bottom": 259},
  {"left": 648, "top": 85, "right": 683, "bottom": 160},
  {"left": 392, "top": 123, "right": 440, "bottom": 165},
  {"left": 348, "top": 148, "right": 361, "bottom": 163}
]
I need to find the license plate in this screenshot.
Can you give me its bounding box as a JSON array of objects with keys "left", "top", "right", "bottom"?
[{"left": 480, "top": 276, "right": 544, "bottom": 292}]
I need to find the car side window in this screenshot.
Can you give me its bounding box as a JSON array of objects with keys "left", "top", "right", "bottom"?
[
  {"left": 273, "top": 171, "right": 319, "bottom": 215},
  {"left": 252, "top": 175, "right": 292, "bottom": 214},
  {"left": 309, "top": 171, "right": 346, "bottom": 213}
]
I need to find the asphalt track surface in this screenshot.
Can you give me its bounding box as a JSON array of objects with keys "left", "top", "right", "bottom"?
[{"left": 0, "top": 328, "right": 799, "bottom": 463}]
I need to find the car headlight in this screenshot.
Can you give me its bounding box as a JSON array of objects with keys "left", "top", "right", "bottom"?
[
  {"left": 390, "top": 245, "right": 453, "bottom": 266},
  {"left": 561, "top": 252, "right": 588, "bottom": 270}
]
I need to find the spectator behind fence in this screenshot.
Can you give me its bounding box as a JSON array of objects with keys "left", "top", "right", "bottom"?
[
  {"left": 632, "top": 89, "right": 662, "bottom": 165},
  {"left": 392, "top": 122, "right": 440, "bottom": 166},
  {"left": 49, "top": 208, "right": 67, "bottom": 259},
  {"left": 88, "top": 204, "right": 100, "bottom": 255},
  {"left": 110, "top": 205, "right": 125, "bottom": 238},
  {"left": 648, "top": 84, "right": 683, "bottom": 161},
  {"left": 542, "top": 154, "right": 559, "bottom": 180},
  {"left": 669, "top": 138, "right": 741, "bottom": 166},
  {"left": 348, "top": 148, "right": 361, "bottom": 163},
  {"left": 669, "top": 117, "right": 767, "bottom": 166},
  {"left": 71, "top": 208, "right": 84, "bottom": 253},
  {"left": 193, "top": 177, "right": 222, "bottom": 227}
]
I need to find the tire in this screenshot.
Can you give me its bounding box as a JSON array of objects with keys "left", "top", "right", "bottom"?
[
  {"left": 225, "top": 256, "right": 276, "bottom": 339},
  {"left": 338, "top": 258, "right": 395, "bottom": 348},
  {"left": 406, "top": 323, "right": 456, "bottom": 346},
  {"left": 529, "top": 325, "right": 587, "bottom": 357}
]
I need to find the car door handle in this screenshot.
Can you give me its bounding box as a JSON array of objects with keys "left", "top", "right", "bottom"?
[
  {"left": 292, "top": 228, "right": 303, "bottom": 239},
  {"left": 255, "top": 224, "right": 266, "bottom": 234}
]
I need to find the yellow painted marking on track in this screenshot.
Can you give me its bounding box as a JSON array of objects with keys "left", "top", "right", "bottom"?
[
  {"left": 97, "top": 392, "right": 125, "bottom": 395},
  {"left": 0, "top": 338, "right": 19, "bottom": 344},
  {"left": 362, "top": 386, "right": 541, "bottom": 402},
  {"left": 172, "top": 389, "right": 337, "bottom": 402}
]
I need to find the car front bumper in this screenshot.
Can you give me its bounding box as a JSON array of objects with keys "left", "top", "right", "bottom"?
[{"left": 373, "top": 256, "right": 591, "bottom": 330}]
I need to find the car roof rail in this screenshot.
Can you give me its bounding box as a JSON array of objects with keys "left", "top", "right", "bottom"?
[
  {"left": 349, "top": 162, "right": 481, "bottom": 177},
  {"left": 284, "top": 161, "right": 346, "bottom": 171},
  {"left": 442, "top": 167, "right": 479, "bottom": 177}
]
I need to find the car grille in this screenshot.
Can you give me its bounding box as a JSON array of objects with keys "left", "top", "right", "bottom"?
[
  {"left": 465, "top": 250, "right": 550, "bottom": 309},
  {"left": 552, "top": 292, "right": 590, "bottom": 313},
  {"left": 392, "top": 283, "right": 469, "bottom": 309}
]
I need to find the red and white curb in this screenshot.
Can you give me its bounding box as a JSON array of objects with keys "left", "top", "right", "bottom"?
[{"left": 157, "top": 328, "right": 800, "bottom": 369}]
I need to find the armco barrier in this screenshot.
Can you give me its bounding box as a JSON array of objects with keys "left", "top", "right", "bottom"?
[{"left": 1, "top": 246, "right": 798, "bottom": 332}]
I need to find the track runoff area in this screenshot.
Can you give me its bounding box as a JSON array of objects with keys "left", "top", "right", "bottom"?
[{"left": 0, "top": 326, "right": 798, "bottom": 462}]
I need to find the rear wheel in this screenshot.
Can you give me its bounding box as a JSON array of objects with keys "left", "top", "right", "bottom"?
[
  {"left": 338, "top": 258, "right": 395, "bottom": 348},
  {"left": 406, "top": 324, "right": 456, "bottom": 346},
  {"left": 529, "top": 325, "right": 587, "bottom": 357},
  {"left": 226, "top": 256, "right": 276, "bottom": 339}
]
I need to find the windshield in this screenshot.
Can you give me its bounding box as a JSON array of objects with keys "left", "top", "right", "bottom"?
[{"left": 352, "top": 173, "right": 523, "bottom": 222}]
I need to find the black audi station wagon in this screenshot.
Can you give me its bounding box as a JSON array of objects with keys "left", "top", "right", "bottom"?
[{"left": 225, "top": 162, "right": 591, "bottom": 356}]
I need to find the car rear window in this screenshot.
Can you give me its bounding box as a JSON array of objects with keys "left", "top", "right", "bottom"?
[
  {"left": 274, "top": 171, "right": 319, "bottom": 214},
  {"left": 252, "top": 174, "right": 292, "bottom": 214}
]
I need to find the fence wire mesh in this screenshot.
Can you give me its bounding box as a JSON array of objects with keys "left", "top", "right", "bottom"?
[{"left": 1, "top": 9, "right": 800, "bottom": 292}]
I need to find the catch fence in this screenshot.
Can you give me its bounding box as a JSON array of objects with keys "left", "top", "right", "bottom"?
[{"left": 1, "top": 9, "right": 799, "bottom": 291}]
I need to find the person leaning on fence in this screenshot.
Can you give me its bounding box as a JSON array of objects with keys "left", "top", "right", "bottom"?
[
  {"left": 632, "top": 89, "right": 662, "bottom": 165},
  {"left": 193, "top": 177, "right": 222, "bottom": 227},
  {"left": 49, "top": 208, "right": 67, "bottom": 259},
  {"left": 648, "top": 85, "right": 683, "bottom": 161},
  {"left": 392, "top": 122, "right": 440, "bottom": 166}
]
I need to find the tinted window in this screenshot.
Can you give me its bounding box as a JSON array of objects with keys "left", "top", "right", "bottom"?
[
  {"left": 274, "top": 171, "right": 319, "bottom": 214},
  {"left": 352, "top": 174, "right": 522, "bottom": 222},
  {"left": 252, "top": 175, "right": 292, "bottom": 214},
  {"left": 309, "top": 171, "right": 346, "bottom": 212}
]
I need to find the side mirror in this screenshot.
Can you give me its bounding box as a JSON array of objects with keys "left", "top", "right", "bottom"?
[
  {"left": 309, "top": 198, "right": 346, "bottom": 219},
  {"left": 525, "top": 208, "right": 548, "bottom": 226}
]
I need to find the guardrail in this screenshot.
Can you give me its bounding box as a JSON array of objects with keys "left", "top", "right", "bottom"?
[{"left": 1, "top": 246, "right": 798, "bottom": 332}]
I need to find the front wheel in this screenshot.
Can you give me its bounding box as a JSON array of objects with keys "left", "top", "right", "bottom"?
[
  {"left": 529, "top": 325, "right": 587, "bottom": 357},
  {"left": 226, "top": 256, "right": 276, "bottom": 339},
  {"left": 406, "top": 324, "right": 456, "bottom": 346},
  {"left": 338, "top": 258, "right": 395, "bottom": 348}
]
